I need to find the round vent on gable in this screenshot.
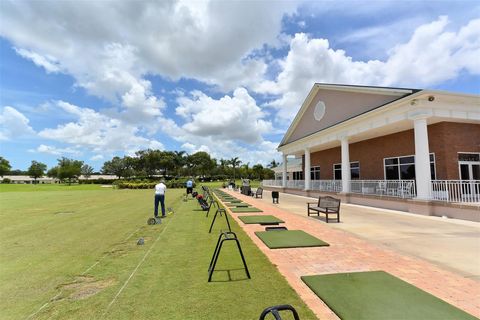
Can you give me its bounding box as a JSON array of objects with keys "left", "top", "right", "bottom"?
[{"left": 313, "top": 101, "right": 326, "bottom": 121}]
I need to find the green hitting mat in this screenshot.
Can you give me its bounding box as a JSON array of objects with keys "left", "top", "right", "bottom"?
[
  {"left": 301, "top": 271, "right": 477, "bottom": 320},
  {"left": 255, "top": 230, "right": 329, "bottom": 249},
  {"left": 225, "top": 203, "right": 249, "bottom": 207},
  {"left": 238, "top": 215, "right": 284, "bottom": 224},
  {"left": 230, "top": 207, "right": 263, "bottom": 213}
]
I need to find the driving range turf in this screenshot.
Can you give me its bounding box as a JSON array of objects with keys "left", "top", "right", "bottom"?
[{"left": 0, "top": 186, "right": 316, "bottom": 319}]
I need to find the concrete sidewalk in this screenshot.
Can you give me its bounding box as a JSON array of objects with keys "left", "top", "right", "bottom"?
[{"left": 257, "top": 189, "right": 480, "bottom": 280}]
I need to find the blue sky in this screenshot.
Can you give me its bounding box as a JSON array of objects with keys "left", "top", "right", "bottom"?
[{"left": 0, "top": 0, "right": 479, "bottom": 171}]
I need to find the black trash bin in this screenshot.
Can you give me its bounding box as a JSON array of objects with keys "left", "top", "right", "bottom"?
[
  {"left": 272, "top": 191, "right": 279, "bottom": 204},
  {"left": 241, "top": 186, "right": 251, "bottom": 196}
]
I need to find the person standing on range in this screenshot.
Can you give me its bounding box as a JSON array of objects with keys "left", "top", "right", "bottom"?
[
  {"left": 186, "top": 178, "right": 193, "bottom": 196},
  {"left": 154, "top": 179, "right": 167, "bottom": 218}
]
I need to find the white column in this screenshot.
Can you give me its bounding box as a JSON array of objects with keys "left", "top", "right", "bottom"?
[
  {"left": 282, "top": 154, "right": 287, "bottom": 188},
  {"left": 341, "top": 137, "right": 351, "bottom": 193},
  {"left": 413, "top": 117, "right": 431, "bottom": 199},
  {"left": 304, "top": 148, "right": 311, "bottom": 191}
]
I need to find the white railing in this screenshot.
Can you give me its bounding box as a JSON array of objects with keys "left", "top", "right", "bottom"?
[
  {"left": 261, "top": 180, "right": 283, "bottom": 187},
  {"left": 431, "top": 180, "right": 480, "bottom": 203},
  {"left": 286, "top": 180, "right": 305, "bottom": 189},
  {"left": 262, "top": 179, "right": 305, "bottom": 189},
  {"left": 349, "top": 180, "right": 416, "bottom": 198},
  {"left": 311, "top": 180, "right": 343, "bottom": 192},
  {"left": 262, "top": 179, "right": 480, "bottom": 203}
]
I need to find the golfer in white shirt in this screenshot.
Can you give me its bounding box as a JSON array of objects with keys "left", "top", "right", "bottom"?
[{"left": 154, "top": 180, "right": 167, "bottom": 218}]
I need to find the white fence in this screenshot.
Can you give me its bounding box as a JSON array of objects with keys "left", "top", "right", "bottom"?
[
  {"left": 350, "top": 180, "right": 416, "bottom": 199},
  {"left": 262, "top": 179, "right": 479, "bottom": 203},
  {"left": 261, "top": 180, "right": 283, "bottom": 187},
  {"left": 311, "top": 180, "right": 343, "bottom": 192},
  {"left": 286, "top": 180, "right": 305, "bottom": 189},
  {"left": 431, "top": 180, "right": 480, "bottom": 203}
]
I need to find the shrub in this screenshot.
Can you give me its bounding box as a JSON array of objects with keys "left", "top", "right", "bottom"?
[
  {"left": 2, "top": 178, "right": 11, "bottom": 184},
  {"left": 79, "top": 178, "right": 116, "bottom": 184},
  {"left": 114, "top": 179, "right": 194, "bottom": 189}
]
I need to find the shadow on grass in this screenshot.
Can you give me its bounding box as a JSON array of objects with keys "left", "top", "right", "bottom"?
[{"left": 209, "top": 268, "right": 250, "bottom": 282}]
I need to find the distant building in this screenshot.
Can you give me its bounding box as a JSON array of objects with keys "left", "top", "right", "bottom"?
[
  {"left": 1, "top": 175, "right": 57, "bottom": 184},
  {"left": 1, "top": 174, "right": 117, "bottom": 184}
]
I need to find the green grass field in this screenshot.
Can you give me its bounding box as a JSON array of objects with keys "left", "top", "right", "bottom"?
[{"left": 0, "top": 185, "right": 315, "bottom": 319}]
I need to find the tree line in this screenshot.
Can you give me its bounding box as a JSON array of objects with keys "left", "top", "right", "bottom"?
[
  {"left": 100, "top": 150, "right": 277, "bottom": 180},
  {"left": 0, "top": 151, "right": 279, "bottom": 183}
]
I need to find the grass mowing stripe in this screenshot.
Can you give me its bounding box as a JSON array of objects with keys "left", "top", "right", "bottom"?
[
  {"left": 81, "top": 226, "right": 144, "bottom": 276},
  {"left": 25, "top": 292, "right": 62, "bottom": 320},
  {"left": 102, "top": 216, "right": 173, "bottom": 317}
]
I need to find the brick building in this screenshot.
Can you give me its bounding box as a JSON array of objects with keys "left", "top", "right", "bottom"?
[{"left": 263, "top": 83, "right": 480, "bottom": 220}]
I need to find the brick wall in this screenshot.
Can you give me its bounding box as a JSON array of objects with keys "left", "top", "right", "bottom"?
[{"left": 305, "top": 122, "right": 480, "bottom": 180}]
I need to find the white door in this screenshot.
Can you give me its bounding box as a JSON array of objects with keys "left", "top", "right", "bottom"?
[{"left": 458, "top": 153, "right": 480, "bottom": 201}]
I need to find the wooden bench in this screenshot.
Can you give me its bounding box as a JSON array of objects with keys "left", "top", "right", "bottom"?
[
  {"left": 307, "top": 196, "right": 340, "bottom": 223},
  {"left": 253, "top": 187, "right": 263, "bottom": 199}
]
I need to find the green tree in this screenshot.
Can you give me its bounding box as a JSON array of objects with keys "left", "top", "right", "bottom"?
[
  {"left": 57, "top": 157, "right": 83, "bottom": 185},
  {"left": 47, "top": 166, "right": 59, "bottom": 179},
  {"left": 135, "top": 149, "right": 162, "bottom": 177},
  {"left": 252, "top": 164, "right": 264, "bottom": 180},
  {"left": 102, "top": 156, "right": 132, "bottom": 179},
  {"left": 240, "top": 162, "right": 251, "bottom": 179},
  {"left": 189, "top": 152, "right": 216, "bottom": 177},
  {"left": 27, "top": 161, "right": 47, "bottom": 183},
  {"left": 81, "top": 164, "right": 94, "bottom": 179},
  {"left": 158, "top": 151, "right": 175, "bottom": 177},
  {"left": 229, "top": 157, "right": 242, "bottom": 181},
  {"left": 262, "top": 167, "right": 275, "bottom": 179},
  {"left": 0, "top": 157, "right": 11, "bottom": 176},
  {"left": 173, "top": 151, "right": 187, "bottom": 176}
]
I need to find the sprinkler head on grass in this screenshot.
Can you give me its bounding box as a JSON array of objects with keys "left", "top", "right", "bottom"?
[{"left": 137, "top": 238, "right": 145, "bottom": 245}]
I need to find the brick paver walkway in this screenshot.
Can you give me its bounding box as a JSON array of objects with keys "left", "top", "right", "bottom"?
[{"left": 220, "top": 190, "right": 480, "bottom": 320}]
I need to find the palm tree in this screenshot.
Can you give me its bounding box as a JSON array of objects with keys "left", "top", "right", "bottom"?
[
  {"left": 229, "top": 157, "right": 241, "bottom": 181},
  {"left": 268, "top": 159, "right": 279, "bottom": 168},
  {"left": 173, "top": 151, "right": 187, "bottom": 176},
  {"left": 241, "top": 162, "right": 250, "bottom": 179}
]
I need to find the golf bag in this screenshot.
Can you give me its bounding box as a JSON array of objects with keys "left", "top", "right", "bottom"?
[{"left": 197, "top": 195, "right": 210, "bottom": 211}]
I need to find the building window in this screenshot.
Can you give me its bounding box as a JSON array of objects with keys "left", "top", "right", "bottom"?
[
  {"left": 333, "top": 162, "right": 360, "bottom": 180},
  {"left": 384, "top": 154, "right": 436, "bottom": 180},
  {"left": 458, "top": 153, "right": 480, "bottom": 162},
  {"left": 292, "top": 171, "right": 304, "bottom": 180},
  {"left": 458, "top": 152, "right": 480, "bottom": 181},
  {"left": 310, "top": 166, "right": 320, "bottom": 180}
]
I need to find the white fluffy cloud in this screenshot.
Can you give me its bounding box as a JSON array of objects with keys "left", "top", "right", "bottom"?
[
  {"left": 155, "top": 96, "right": 279, "bottom": 165},
  {"left": 0, "top": 106, "right": 35, "bottom": 140},
  {"left": 37, "top": 101, "right": 164, "bottom": 155},
  {"left": 177, "top": 88, "right": 272, "bottom": 144},
  {"left": 383, "top": 16, "right": 480, "bottom": 85},
  {"left": 0, "top": 1, "right": 295, "bottom": 99},
  {"left": 257, "top": 16, "right": 480, "bottom": 122},
  {"left": 29, "top": 144, "right": 80, "bottom": 156}
]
